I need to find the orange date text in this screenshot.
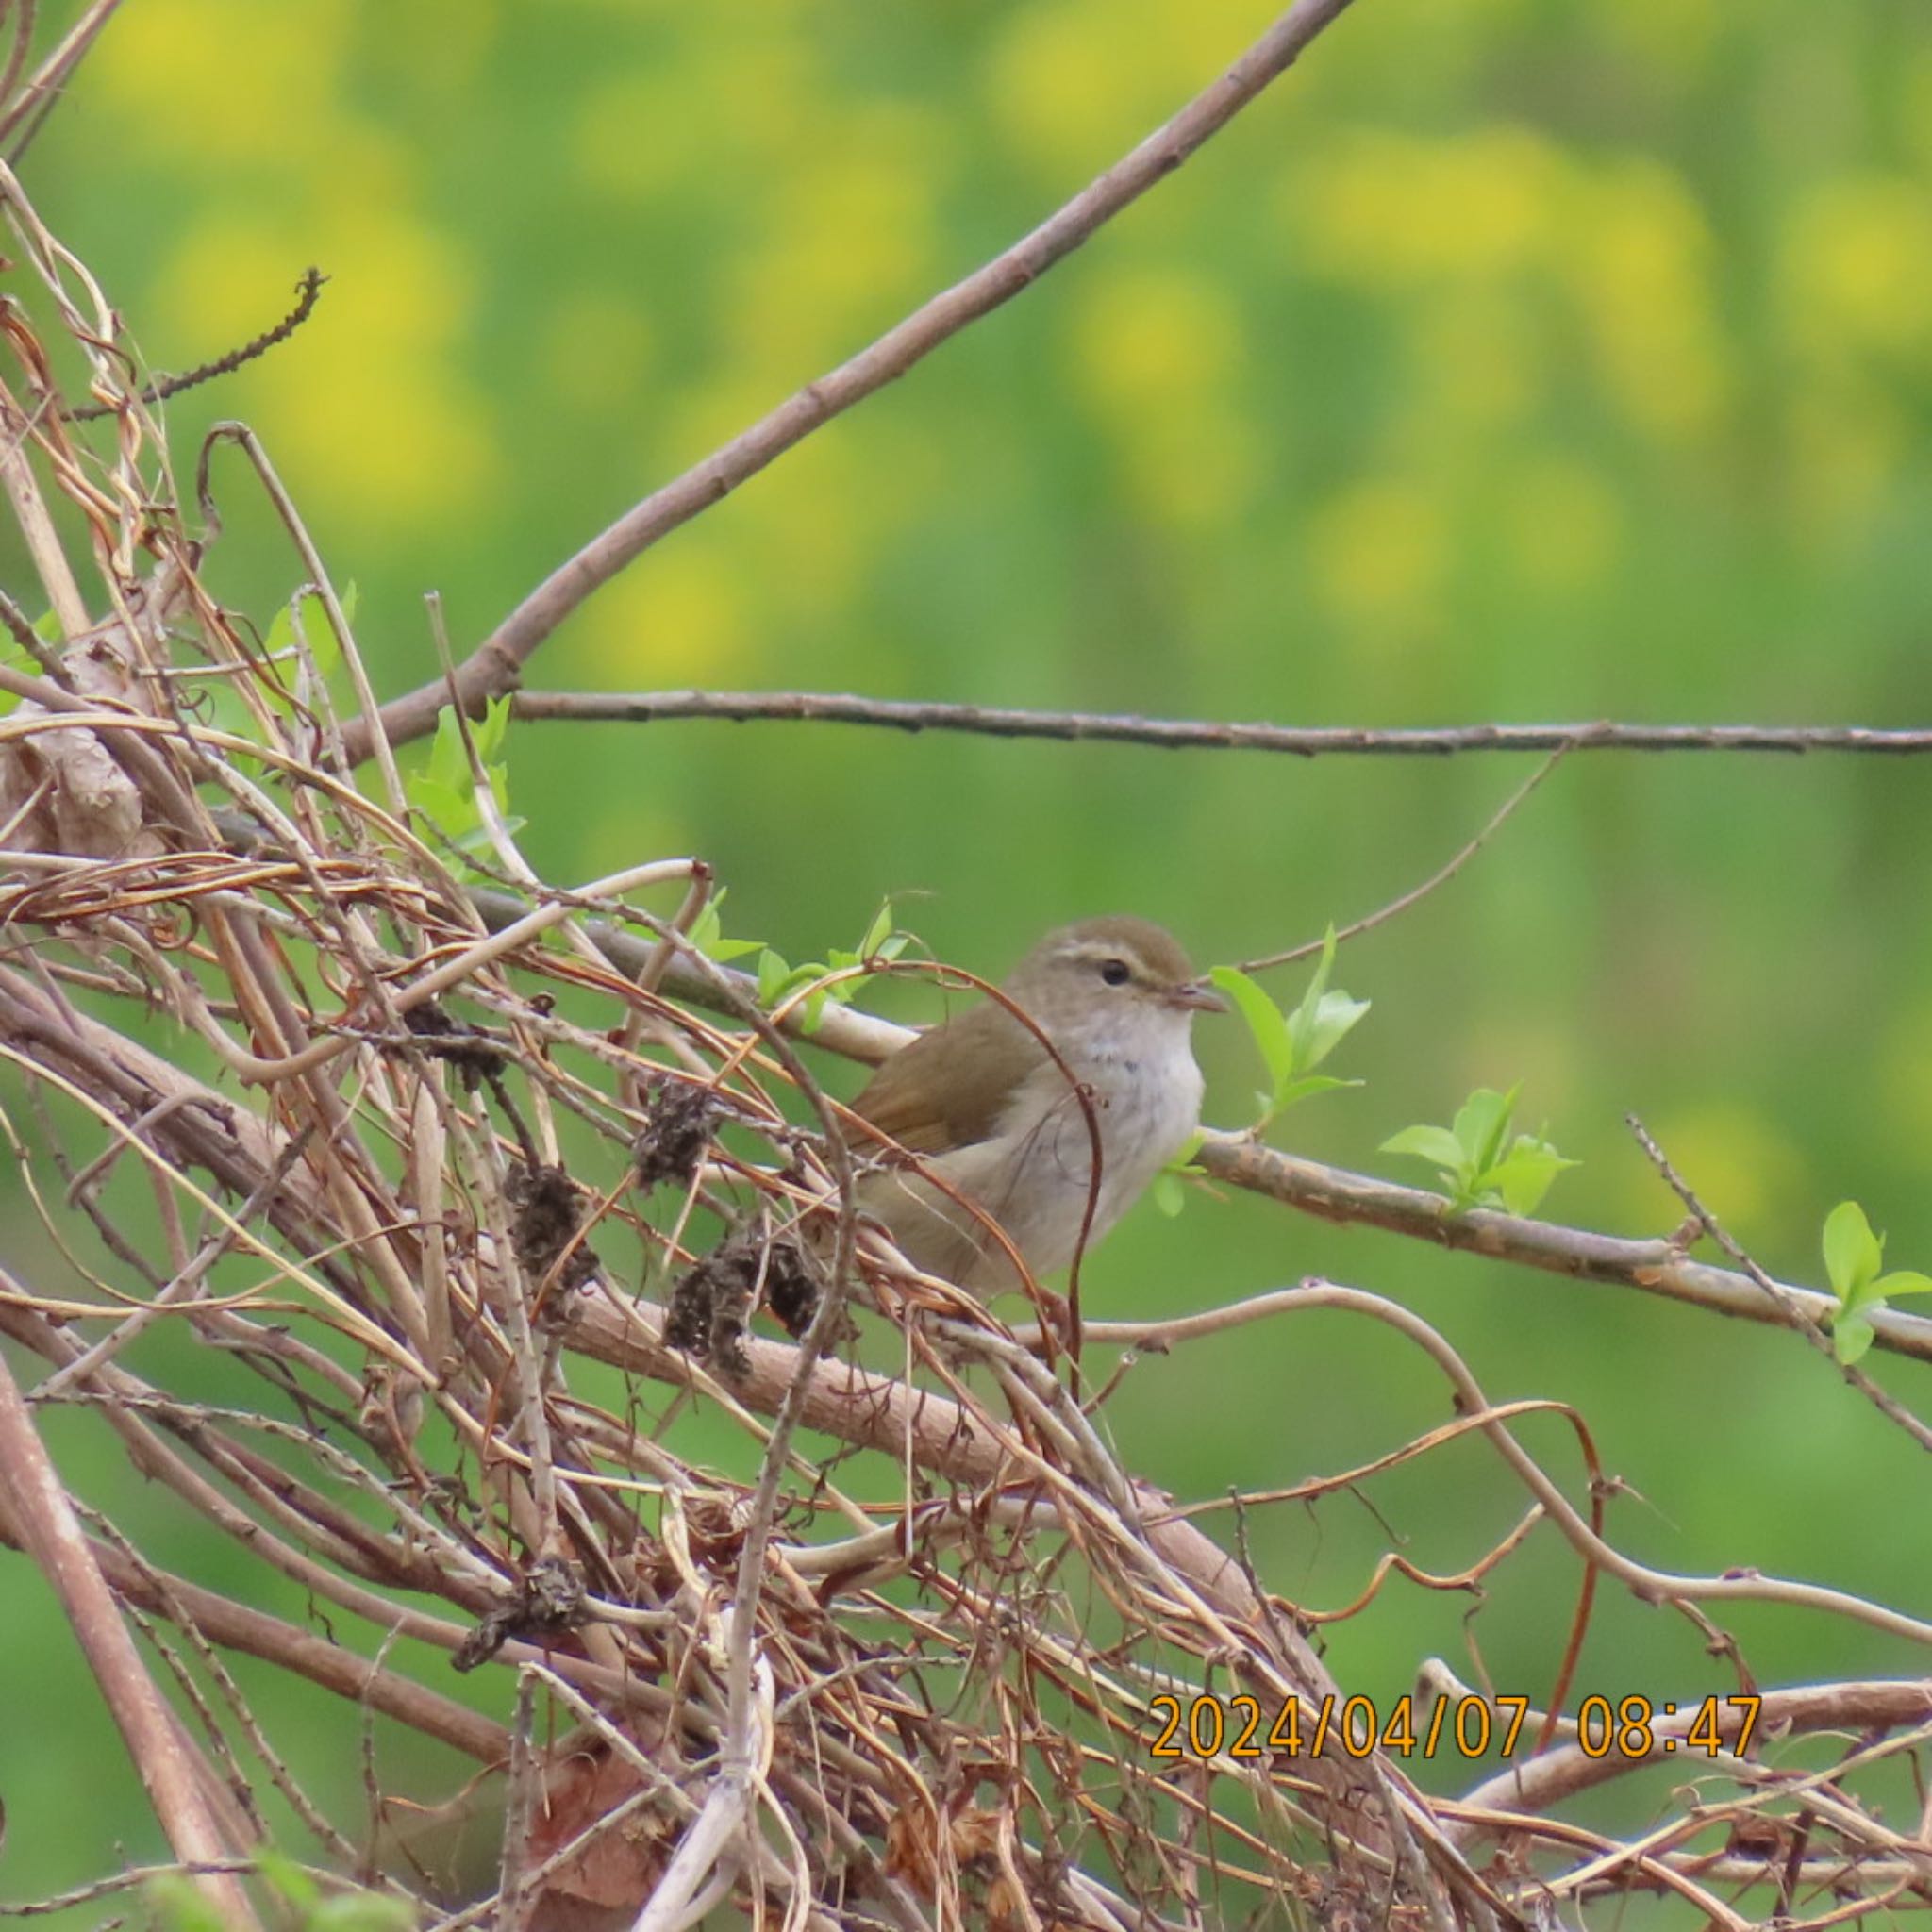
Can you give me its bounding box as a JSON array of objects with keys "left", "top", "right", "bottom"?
[{"left": 1146, "top": 1693, "right": 1762, "bottom": 1761}]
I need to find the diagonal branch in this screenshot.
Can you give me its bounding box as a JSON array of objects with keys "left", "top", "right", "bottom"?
[
  {"left": 0, "top": 1347, "right": 260, "bottom": 1930},
  {"left": 342, "top": 0, "right": 1363, "bottom": 764}
]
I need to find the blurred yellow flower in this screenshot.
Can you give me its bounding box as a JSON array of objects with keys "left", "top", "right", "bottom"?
[
  {"left": 1065, "top": 266, "right": 1257, "bottom": 525},
  {"left": 1557, "top": 160, "right": 1732, "bottom": 443},
  {"left": 1307, "top": 477, "right": 1448, "bottom": 638},
  {"left": 1880, "top": 1003, "right": 1932, "bottom": 1148},
  {"left": 272, "top": 358, "right": 500, "bottom": 536},
  {"left": 1069, "top": 266, "right": 1244, "bottom": 407},
  {"left": 726, "top": 112, "right": 941, "bottom": 376},
  {"left": 1782, "top": 383, "right": 1907, "bottom": 544},
  {"left": 573, "top": 32, "right": 815, "bottom": 203},
  {"left": 734, "top": 437, "right": 872, "bottom": 614},
  {"left": 985, "top": 0, "right": 1182, "bottom": 181},
  {"left": 582, "top": 540, "right": 750, "bottom": 684},
  {"left": 541, "top": 291, "right": 658, "bottom": 414},
  {"left": 1502, "top": 457, "right": 1621, "bottom": 593},
  {"left": 1412, "top": 288, "right": 1545, "bottom": 430},
  {"left": 1615, "top": 1103, "right": 1801, "bottom": 1235},
  {"left": 89, "top": 0, "right": 354, "bottom": 164},
  {"left": 1782, "top": 176, "right": 1932, "bottom": 360},
  {"left": 1296, "top": 125, "right": 1561, "bottom": 289},
  {"left": 154, "top": 211, "right": 497, "bottom": 535}
]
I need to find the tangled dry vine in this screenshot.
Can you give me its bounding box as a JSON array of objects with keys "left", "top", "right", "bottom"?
[{"left": 3, "top": 10, "right": 1931, "bottom": 1932}]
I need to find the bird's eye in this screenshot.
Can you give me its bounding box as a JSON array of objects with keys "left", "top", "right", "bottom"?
[{"left": 1099, "top": 958, "right": 1131, "bottom": 988}]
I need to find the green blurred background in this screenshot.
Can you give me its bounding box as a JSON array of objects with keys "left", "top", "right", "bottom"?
[{"left": 4, "top": 0, "right": 1932, "bottom": 1917}]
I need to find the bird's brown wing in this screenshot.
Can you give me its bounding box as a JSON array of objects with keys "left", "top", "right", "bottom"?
[{"left": 850, "top": 1002, "right": 1041, "bottom": 1154}]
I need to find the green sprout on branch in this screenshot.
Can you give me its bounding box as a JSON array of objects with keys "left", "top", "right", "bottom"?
[
  {"left": 1209, "top": 927, "right": 1371, "bottom": 1131},
  {"left": 690, "top": 895, "right": 909, "bottom": 1034},
  {"left": 1381, "top": 1084, "right": 1575, "bottom": 1216},
  {"left": 407, "top": 694, "right": 521, "bottom": 872},
  {"left": 1156, "top": 929, "right": 1369, "bottom": 1216},
  {"left": 1822, "top": 1199, "right": 1932, "bottom": 1364}
]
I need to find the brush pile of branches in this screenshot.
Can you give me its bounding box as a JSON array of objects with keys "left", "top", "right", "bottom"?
[
  {"left": 0, "top": 152, "right": 1428, "bottom": 1932},
  {"left": 3, "top": 42, "right": 1930, "bottom": 1932}
]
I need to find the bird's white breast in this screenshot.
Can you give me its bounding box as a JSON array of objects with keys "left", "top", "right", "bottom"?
[{"left": 965, "top": 1006, "right": 1205, "bottom": 1278}]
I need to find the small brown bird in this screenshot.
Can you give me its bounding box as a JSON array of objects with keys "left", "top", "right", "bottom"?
[{"left": 850, "top": 916, "right": 1223, "bottom": 1298}]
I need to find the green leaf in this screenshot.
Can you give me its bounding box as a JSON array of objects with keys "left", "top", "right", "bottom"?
[
  {"left": 1274, "top": 1073, "right": 1361, "bottom": 1109},
  {"left": 1840, "top": 1263, "right": 1932, "bottom": 1332},
  {"left": 1874, "top": 1269, "right": 1932, "bottom": 1300},
  {"left": 408, "top": 774, "right": 474, "bottom": 840},
  {"left": 755, "top": 948, "right": 791, "bottom": 1006},
  {"left": 308, "top": 1893, "right": 417, "bottom": 1932},
  {"left": 409, "top": 700, "right": 516, "bottom": 862},
  {"left": 1823, "top": 1200, "right": 1883, "bottom": 1299},
  {"left": 1281, "top": 928, "right": 1370, "bottom": 1074},
  {"left": 424, "top": 703, "right": 469, "bottom": 796},
  {"left": 1488, "top": 1136, "right": 1580, "bottom": 1217},
  {"left": 264, "top": 584, "right": 345, "bottom": 682},
  {"left": 1290, "top": 924, "right": 1337, "bottom": 1024},
  {"left": 1380, "top": 1124, "right": 1468, "bottom": 1172},
  {"left": 1150, "top": 1171, "right": 1186, "bottom": 1218},
  {"left": 1453, "top": 1086, "right": 1518, "bottom": 1174},
  {"left": 257, "top": 1849, "right": 320, "bottom": 1911},
  {"left": 1297, "top": 989, "right": 1372, "bottom": 1072},
  {"left": 474, "top": 691, "right": 512, "bottom": 762},
  {"left": 858, "top": 897, "right": 896, "bottom": 960},
  {"left": 0, "top": 625, "right": 36, "bottom": 716},
  {"left": 142, "top": 1876, "right": 229, "bottom": 1932},
  {"left": 1209, "top": 964, "right": 1295, "bottom": 1098},
  {"left": 687, "top": 891, "right": 761, "bottom": 964},
  {"left": 199, "top": 681, "right": 268, "bottom": 775},
  {"left": 688, "top": 894, "right": 724, "bottom": 951},
  {"left": 1833, "top": 1312, "right": 1876, "bottom": 1365}
]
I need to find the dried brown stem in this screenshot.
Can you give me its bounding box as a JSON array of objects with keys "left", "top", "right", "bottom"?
[{"left": 0, "top": 1348, "right": 259, "bottom": 1929}]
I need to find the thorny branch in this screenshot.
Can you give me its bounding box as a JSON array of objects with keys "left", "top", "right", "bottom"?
[{"left": 66, "top": 267, "right": 327, "bottom": 423}]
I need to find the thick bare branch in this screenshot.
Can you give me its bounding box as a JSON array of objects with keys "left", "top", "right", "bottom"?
[
  {"left": 343, "top": 0, "right": 1362, "bottom": 762},
  {"left": 0, "top": 1349, "right": 259, "bottom": 1929}
]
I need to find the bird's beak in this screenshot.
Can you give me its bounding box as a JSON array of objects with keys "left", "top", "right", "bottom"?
[{"left": 1165, "top": 976, "right": 1228, "bottom": 1014}]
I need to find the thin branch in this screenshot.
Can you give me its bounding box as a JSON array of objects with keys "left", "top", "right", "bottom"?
[
  {"left": 0, "top": 1346, "right": 260, "bottom": 1930},
  {"left": 0, "top": 0, "right": 35, "bottom": 148},
  {"left": 1240, "top": 741, "right": 1572, "bottom": 972},
  {"left": 0, "top": 0, "right": 119, "bottom": 155},
  {"left": 460, "top": 892, "right": 1932, "bottom": 1367},
  {"left": 1627, "top": 1115, "right": 1932, "bottom": 1453},
  {"left": 508, "top": 691, "right": 1932, "bottom": 758},
  {"left": 343, "top": 0, "right": 1364, "bottom": 762},
  {"left": 1195, "top": 1134, "right": 1932, "bottom": 1366},
  {"left": 0, "top": 1508, "right": 505, "bottom": 1759},
  {"left": 67, "top": 268, "right": 326, "bottom": 422},
  {"left": 1451, "top": 1680, "right": 1932, "bottom": 1840}
]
